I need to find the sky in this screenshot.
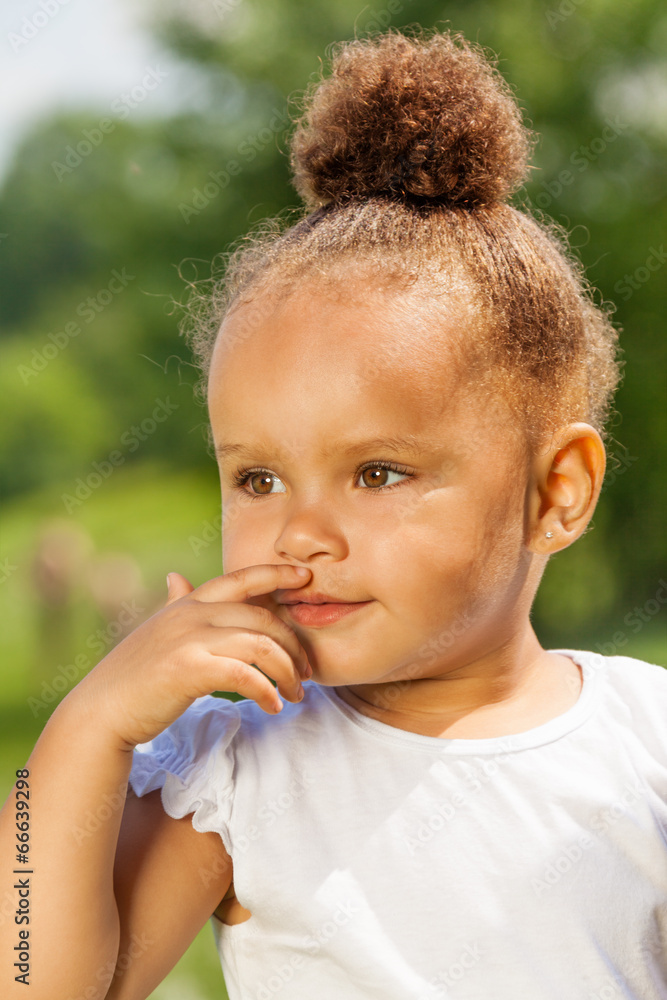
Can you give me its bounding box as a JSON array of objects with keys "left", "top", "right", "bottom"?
[{"left": 0, "top": 0, "right": 205, "bottom": 182}]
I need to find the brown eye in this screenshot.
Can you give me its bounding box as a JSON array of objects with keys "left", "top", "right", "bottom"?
[
  {"left": 360, "top": 467, "right": 389, "bottom": 488},
  {"left": 357, "top": 465, "right": 407, "bottom": 489},
  {"left": 249, "top": 473, "right": 279, "bottom": 495}
]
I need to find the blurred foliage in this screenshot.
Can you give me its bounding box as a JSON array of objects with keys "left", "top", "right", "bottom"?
[{"left": 1, "top": 1, "right": 665, "bottom": 669}]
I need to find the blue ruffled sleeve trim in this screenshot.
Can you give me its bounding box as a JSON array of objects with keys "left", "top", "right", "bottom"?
[{"left": 127, "top": 695, "right": 242, "bottom": 857}]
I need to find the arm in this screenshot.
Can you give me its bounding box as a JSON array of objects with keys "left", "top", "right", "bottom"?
[
  {"left": 106, "top": 788, "right": 232, "bottom": 1000},
  {"left": 0, "top": 563, "right": 310, "bottom": 999},
  {"left": 0, "top": 697, "right": 233, "bottom": 1000},
  {"left": 0, "top": 694, "right": 128, "bottom": 999}
]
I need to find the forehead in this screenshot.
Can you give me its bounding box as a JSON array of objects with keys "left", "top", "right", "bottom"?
[
  {"left": 208, "top": 274, "right": 534, "bottom": 486},
  {"left": 208, "top": 278, "right": 477, "bottom": 432},
  {"left": 207, "top": 279, "right": 528, "bottom": 479}
]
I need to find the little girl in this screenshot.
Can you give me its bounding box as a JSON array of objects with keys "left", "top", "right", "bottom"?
[{"left": 3, "top": 27, "right": 667, "bottom": 1000}]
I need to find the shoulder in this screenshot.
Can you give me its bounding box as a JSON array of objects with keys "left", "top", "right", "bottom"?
[
  {"left": 594, "top": 651, "right": 667, "bottom": 696},
  {"left": 574, "top": 649, "right": 667, "bottom": 748},
  {"left": 558, "top": 647, "right": 667, "bottom": 700}
]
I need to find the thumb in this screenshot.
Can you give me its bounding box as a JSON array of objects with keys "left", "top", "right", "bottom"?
[{"left": 165, "top": 571, "right": 195, "bottom": 605}]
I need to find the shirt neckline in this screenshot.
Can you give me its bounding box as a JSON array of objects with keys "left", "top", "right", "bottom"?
[{"left": 318, "top": 648, "right": 604, "bottom": 754}]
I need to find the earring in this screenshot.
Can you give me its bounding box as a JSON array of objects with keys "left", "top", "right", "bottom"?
[{"left": 545, "top": 531, "right": 554, "bottom": 538}]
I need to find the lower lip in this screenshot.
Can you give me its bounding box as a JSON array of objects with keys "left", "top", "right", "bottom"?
[{"left": 283, "top": 601, "right": 373, "bottom": 626}]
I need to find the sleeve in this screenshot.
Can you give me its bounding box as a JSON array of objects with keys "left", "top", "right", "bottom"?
[{"left": 127, "top": 695, "right": 242, "bottom": 856}]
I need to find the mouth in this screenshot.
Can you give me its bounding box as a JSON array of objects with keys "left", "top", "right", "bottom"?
[
  {"left": 279, "top": 590, "right": 361, "bottom": 604},
  {"left": 281, "top": 601, "right": 374, "bottom": 627}
]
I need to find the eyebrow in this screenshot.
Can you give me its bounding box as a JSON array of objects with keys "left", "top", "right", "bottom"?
[{"left": 215, "top": 435, "right": 439, "bottom": 462}]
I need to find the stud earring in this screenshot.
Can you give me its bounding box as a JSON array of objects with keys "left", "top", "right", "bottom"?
[{"left": 545, "top": 531, "right": 554, "bottom": 538}]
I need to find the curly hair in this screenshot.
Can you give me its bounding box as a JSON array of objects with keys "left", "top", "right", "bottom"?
[{"left": 180, "top": 26, "right": 622, "bottom": 453}]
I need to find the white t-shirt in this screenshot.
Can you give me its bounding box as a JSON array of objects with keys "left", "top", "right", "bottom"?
[{"left": 128, "top": 649, "right": 667, "bottom": 999}]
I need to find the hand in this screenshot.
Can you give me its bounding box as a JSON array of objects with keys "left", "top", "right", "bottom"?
[{"left": 70, "top": 564, "right": 313, "bottom": 750}]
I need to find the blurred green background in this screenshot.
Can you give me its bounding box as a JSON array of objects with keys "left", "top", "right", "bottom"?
[{"left": 1, "top": 0, "right": 666, "bottom": 995}]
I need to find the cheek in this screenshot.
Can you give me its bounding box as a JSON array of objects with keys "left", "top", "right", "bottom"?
[
  {"left": 482, "top": 514, "right": 529, "bottom": 598},
  {"left": 464, "top": 480, "right": 529, "bottom": 603},
  {"left": 370, "top": 478, "right": 522, "bottom": 606},
  {"left": 355, "top": 497, "right": 480, "bottom": 602},
  {"left": 221, "top": 519, "right": 267, "bottom": 572},
  {"left": 385, "top": 480, "right": 482, "bottom": 554}
]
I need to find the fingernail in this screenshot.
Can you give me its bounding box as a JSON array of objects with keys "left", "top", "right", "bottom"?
[
  {"left": 304, "top": 663, "right": 313, "bottom": 678},
  {"left": 273, "top": 698, "right": 283, "bottom": 713},
  {"left": 297, "top": 685, "right": 304, "bottom": 700},
  {"left": 294, "top": 567, "right": 310, "bottom": 576},
  {"left": 166, "top": 573, "right": 172, "bottom": 591}
]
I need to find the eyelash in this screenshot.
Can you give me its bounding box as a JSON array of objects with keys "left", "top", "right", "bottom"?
[{"left": 230, "top": 461, "right": 413, "bottom": 500}]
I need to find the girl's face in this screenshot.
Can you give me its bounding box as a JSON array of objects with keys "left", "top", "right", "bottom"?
[{"left": 207, "top": 278, "right": 537, "bottom": 687}]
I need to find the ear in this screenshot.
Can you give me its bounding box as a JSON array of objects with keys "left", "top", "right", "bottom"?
[{"left": 527, "top": 423, "right": 606, "bottom": 554}]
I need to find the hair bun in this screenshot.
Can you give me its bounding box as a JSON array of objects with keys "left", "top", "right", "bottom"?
[{"left": 290, "top": 29, "right": 535, "bottom": 210}]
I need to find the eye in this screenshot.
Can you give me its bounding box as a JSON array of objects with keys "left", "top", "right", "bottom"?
[
  {"left": 231, "top": 468, "right": 286, "bottom": 497},
  {"left": 355, "top": 461, "right": 411, "bottom": 490}
]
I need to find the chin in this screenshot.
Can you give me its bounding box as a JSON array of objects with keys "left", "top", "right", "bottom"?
[{"left": 303, "top": 662, "right": 355, "bottom": 687}]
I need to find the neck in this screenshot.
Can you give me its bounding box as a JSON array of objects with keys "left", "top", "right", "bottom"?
[{"left": 333, "top": 626, "right": 583, "bottom": 739}]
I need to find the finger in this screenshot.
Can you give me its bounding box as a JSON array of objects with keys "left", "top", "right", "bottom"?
[
  {"left": 206, "top": 656, "right": 289, "bottom": 715},
  {"left": 194, "top": 564, "right": 311, "bottom": 605},
  {"left": 165, "top": 572, "right": 196, "bottom": 606},
  {"left": 199, "top": 602, "right": 311, "bottom": 680},
  {"left": 206, "top": 626, "right": 305, "bottom": 703}
]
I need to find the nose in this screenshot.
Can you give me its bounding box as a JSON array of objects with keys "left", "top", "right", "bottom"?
[{"left": 273, "top": 500, "right": 349, "bottom": 565}]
